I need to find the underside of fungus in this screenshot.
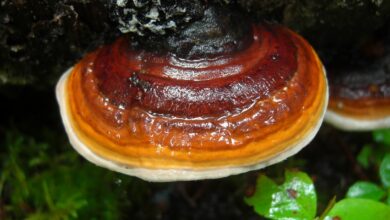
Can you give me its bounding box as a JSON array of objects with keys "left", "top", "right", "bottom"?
[{"left": 56, "top": 6, "right": 328, "bottom": 181}]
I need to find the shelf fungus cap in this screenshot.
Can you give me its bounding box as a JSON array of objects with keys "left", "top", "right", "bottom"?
[
  {"left": 325, "top": 55, "right": 390, "bottom": 131},
  {"left": 56, "top": 10, "right": 328, "bottom": 181}
]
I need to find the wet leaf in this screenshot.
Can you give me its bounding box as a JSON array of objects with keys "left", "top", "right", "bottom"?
[
  {"left": 245, "top": 170, "right": 316, "bottom": 220},
  {"left": 346, "top": 181, "right": 385, "bottom": 201},
  {"left": 380, "top": 154, "right": 390, "bottom": 188},
  {"left": 326, "top": 198, "right": 390, "bottom": 220}
]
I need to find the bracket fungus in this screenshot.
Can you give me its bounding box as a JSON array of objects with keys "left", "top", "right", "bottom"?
[
  {"left": 325, "top": 53, "right": 390, "bottom": 131},
  {"left": 56, "top": 6, "right": 328, "bottom": 181}
]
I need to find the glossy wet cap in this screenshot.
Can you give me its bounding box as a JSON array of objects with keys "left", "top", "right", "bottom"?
[
  {"left": 56, "top": 23, "right": 328, "bottom": 181},
  {"left": 56, "top": 6, "right": 328, "bottom": 181}
]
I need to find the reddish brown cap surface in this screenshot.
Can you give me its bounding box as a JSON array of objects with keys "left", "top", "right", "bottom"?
[{"left": 56, "top": 24, "right": 328, "bottom": 181}]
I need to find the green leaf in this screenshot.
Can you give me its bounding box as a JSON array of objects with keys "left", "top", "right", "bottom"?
[
  {"left": 245, "top": 175, "right": 278, "bottom": 216},
  {"left": 387, "top": 189, "right": 390, "bottom": 205},
  {"left": 245, "top": 170, "right": 317, "bottom": 220},
  {"left": 373, "top": 129, "right": 390, "bottom": 146},
  {"left": 346, "top": 181, "right": 385, "bottom": 201},
  {"left": 326, "top": 198, "right": 390, "bottom": 220},
  {"left": 357, "top": 145, "right": 372, "bottom": 169},
  {"left": 380, "top": 154, "right": 390, "bottom": 188}
]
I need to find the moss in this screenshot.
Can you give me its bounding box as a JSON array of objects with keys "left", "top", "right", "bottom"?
[{"left": 0, "top": 129, "right": 143, "bottom": 219}]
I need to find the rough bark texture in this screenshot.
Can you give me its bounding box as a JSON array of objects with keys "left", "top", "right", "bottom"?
[{"left": 0, "top": 0, "right": 389, "bottom": 86}]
